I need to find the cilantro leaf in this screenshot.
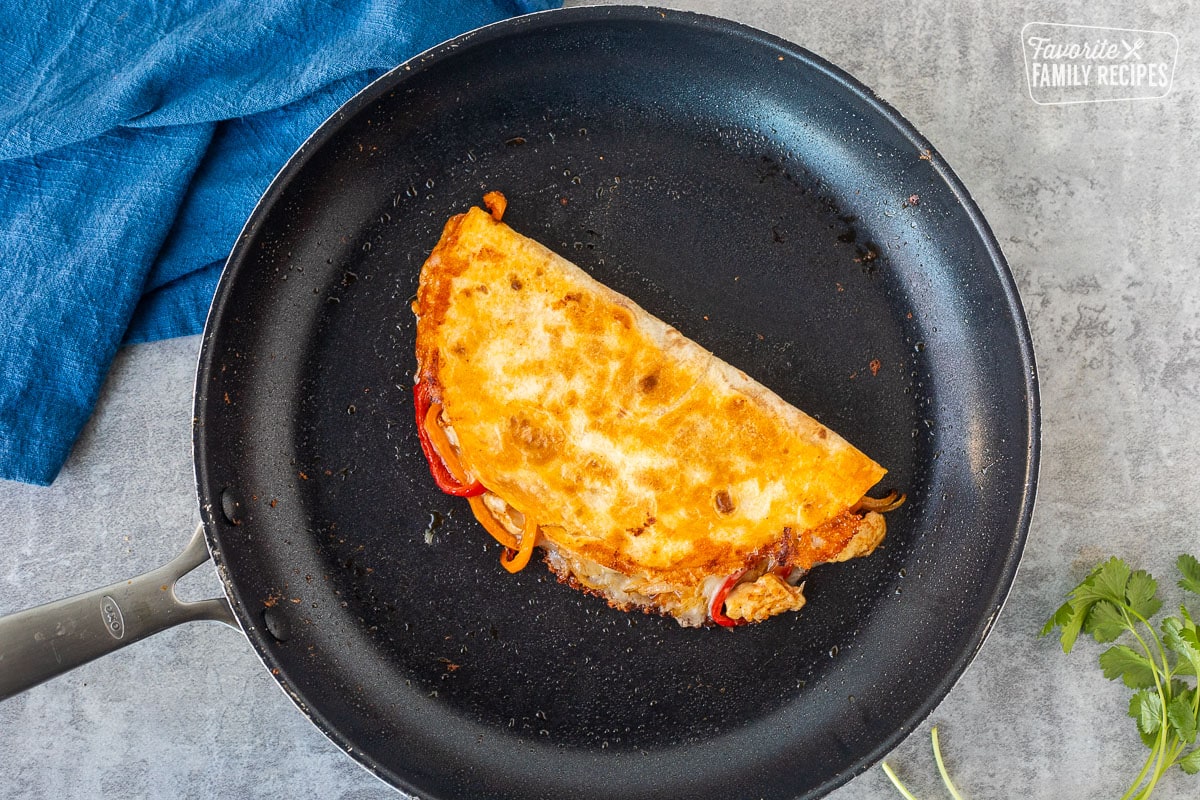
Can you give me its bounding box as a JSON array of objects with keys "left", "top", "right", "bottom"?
[
  {"left": 1138, "top": 689, "right": 1164, "bottom": 736},
  {"left": 1091, "top": 557, "right": 1133, "bottom": 606},
  {"left": 1164, "top": 617, "right": 1200, "bottom": 677},
  {"left": 1041, "top": 601, "right": 1071, "bottom": 638},
  {"left": 1127, "top": 570, "right": 1162, "bottom": 620},
  {"left": 1163, "top": 615, "right": 1186, "bottom": 645},
  {"left": 1042, "top": 563, "right": 1120, "bottom": 651},
  {"left": 1085, "top": 600, "right": 1130, "bottom": 643},
  {"left": 1178, "top": 555, "right": 1200, "bottom": 596},
  {"left": 1177, "top": 610, "right": 1200, "bottom": 677},
  {"left": 1181, "top": 747, "right": 1200, "bottom": 775},
  {"left": 1043, "top": 600, "right": 1090, "bottom": 653},
  {"left": 1129, "top": 691, "right": 1159, "bottom": 749},
  {"left": 1070, "top": 568, "right": 1115, "bottom": 609},
  {"left": 1168, "top": 693, "right": 1198, "bottom": 745},
  {"left": 1100, "top": 645, "right": 1158, "bottom": 689},
  {"left": 1183, "top": 628, "right": 1200, "bottom": 666}
]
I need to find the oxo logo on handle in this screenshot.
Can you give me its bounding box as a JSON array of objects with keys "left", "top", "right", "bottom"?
[{"left": 100, "top": 596, "right": 124, "bottom": 640}]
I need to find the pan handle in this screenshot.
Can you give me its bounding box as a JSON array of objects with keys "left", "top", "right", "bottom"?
[{"left": 0, "top": 524, "right": 236, "bottom": 701}]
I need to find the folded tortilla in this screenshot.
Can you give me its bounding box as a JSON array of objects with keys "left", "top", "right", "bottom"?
[{"left": 413, "top": 194, "right": 895, "bottom": 626}]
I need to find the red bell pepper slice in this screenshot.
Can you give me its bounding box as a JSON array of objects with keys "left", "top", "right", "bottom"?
[
  {"left": 710, "top": 568, "right": 749, "bottom": 628},
  {"left": 413, "top": 380, "right": 486, "bottom": 497}
]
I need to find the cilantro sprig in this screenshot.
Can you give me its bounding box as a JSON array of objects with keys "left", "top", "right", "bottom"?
[
  {"left": 1042, "top": 555, "right": 1200, "bottom": 799},
  {"left": 882, "top": 726, "right": 965, "bottom": 800}
]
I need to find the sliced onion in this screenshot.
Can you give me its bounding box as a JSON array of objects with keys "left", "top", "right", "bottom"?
[{"left": 854, "top": 490, "right": 906, "bottom": 513}]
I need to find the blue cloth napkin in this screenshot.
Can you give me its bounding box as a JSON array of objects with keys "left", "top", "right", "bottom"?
[{"left": 0, "top": 0, "right": 559, "bottom": 486}]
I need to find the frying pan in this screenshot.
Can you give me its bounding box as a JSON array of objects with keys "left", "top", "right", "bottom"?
[{"left": 0, "top": 6, "right": 1038, "bottom": 800}]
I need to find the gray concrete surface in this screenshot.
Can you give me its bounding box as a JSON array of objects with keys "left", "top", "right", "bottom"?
[{"left": 2, "top": 0, "right": 1197, "bottom": 797}]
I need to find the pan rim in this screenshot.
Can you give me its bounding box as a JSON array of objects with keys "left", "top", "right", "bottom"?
[{"left": 192, "top": 5, "right": 1040, "bottom": 799}]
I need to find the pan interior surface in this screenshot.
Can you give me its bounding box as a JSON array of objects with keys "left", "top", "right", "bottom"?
[{"left": 195, "top": 8, "right": 1036, "bottom": 800}]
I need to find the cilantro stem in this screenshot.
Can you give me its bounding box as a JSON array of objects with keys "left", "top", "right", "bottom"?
[
  {"left": 1120, "top": 608, "right": 1173, "bottom": 800},
  {"left": 881, "top": 762, "right": 920, "bottom": 800},
  {"left": 931, "top": 727, "right": 965, "bottom": 800},
  {"left": 1135, "top": 761, "right": 1164, "bottom": 799},
  {"left": 1134, "top": 708, "right": 1172, "bottom": 800},
  {"left": 1193, "top": 670, "right": 1200, "bottom": 719},
  {"left": 1119, "top": 746, "right": 1159, "bottom": 800},
  {"left": 881, "top": 727, "right": 968, "bottom": 800},
  {"left": 1165, "top": 739, "right": 1184, "bottom": 769},
  {"left": 1123, "top": 610, "right": 1169, "bottom": 687},
  {"left": 1132, "top": 612, "right": 1172, "bottom": 679}
]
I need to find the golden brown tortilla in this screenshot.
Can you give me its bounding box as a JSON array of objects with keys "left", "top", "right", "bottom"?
[{"left": 413, "top": 194, "right": 895, "bottom": 626}]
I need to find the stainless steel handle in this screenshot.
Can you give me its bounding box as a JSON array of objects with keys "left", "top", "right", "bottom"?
[{"left": 0, "top": 524, "right": 236, "bottom": 701}]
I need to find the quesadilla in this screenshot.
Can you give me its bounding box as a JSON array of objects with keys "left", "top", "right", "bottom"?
[{"left": 412, "top": 192, "right": 902, "bottom": 627}]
